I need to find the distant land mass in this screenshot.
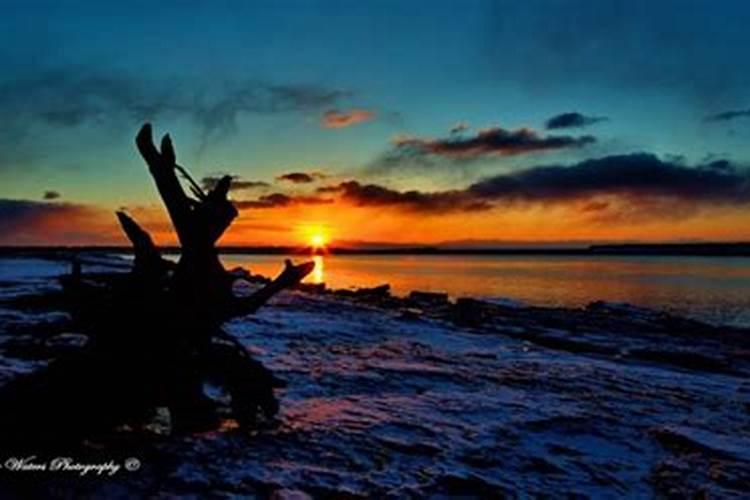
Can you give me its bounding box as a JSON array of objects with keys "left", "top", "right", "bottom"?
[{"left": 0, "top": 242, "right": 748, "bottom": 257}]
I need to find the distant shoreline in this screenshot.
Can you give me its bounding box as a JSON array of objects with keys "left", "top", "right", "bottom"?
[{"left": 0, "top": 242, "right": 749, "bottom": 257}]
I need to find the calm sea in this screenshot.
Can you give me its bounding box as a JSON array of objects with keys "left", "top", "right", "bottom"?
[{"left": 223, "top": 254, "right": 750, "bottom": 327}]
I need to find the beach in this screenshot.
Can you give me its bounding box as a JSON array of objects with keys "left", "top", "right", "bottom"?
[{"left": 0, "top": 254, "right": 749, "bottom": 497}]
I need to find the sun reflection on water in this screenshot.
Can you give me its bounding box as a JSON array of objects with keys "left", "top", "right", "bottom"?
[{"left": 311, "top": 255, "right": 324, "bottom": 284}]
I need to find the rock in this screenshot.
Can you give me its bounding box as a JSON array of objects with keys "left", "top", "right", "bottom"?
[
  {"left": 650, "top": 425, "right": 750, "bottom": 461},
  {"left": 270, "top": 489, "right": 313, "bottom": 500},
  {"left": 429, "top": 473, "right": 510, "bottom": 498},
  {"left": 630, "top": 348, "right": 732, "bottom": 374},
  {"left": 378, "top": 436, "right": 441, "bottom": 456},
  {"left": 585, "top": 300, "right": 666, "bottom": 323},
  {"left": 297, "top": 283, "right": 326, "bottom": 294},
  {"left": 354, "top": 284, "right": 391, "bottom": 298},
  {"left": 143, "top": 406, "right": 172, "bottom": 436},
  {"left": 408, "top": 291, "right": 449, "bottom": 306},
  {"left": 44, "top": 332, "right": 89, "bottom": 353},
  {"left": 400, "top": 307, "right": 423, "bottom": 320},
  {"left": 227, "top": 266, "right": 251, "bottom": 279},
  {"left": 452, "top": 298, "right": 490, "bottom": 327},
  {"left": 522, "top": 331, "right": 618, "bottom": 356}
]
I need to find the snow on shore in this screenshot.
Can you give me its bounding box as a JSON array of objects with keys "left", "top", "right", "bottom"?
[{"left": 0, "top": 257, "right": 748, "bottom": 497}]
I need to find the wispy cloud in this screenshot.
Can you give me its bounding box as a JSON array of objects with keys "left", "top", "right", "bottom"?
[
  {"left": 276, "top": 171, "right": 327, "bottom": 184},
  {"left": 545, "top": 112, "right": 608, "bottom": 129},
  {"left": 318, "top": 181, "right": 491, "bottom": 212},
  {"left": 234, "top": 192, "right": 332, "bottom": 209},
  {"left": 200, "top": 175, "right": 269, "bottom": 192},
  {"left": 450, "top": 121, "right": 470, "bottom": 134},
  {"left": 0, "top": 67, "right": 353, "bottom": 169},
  {"left": 374, "top": 126, "right": 595, "bottom": 171},
  {"left": 321, "top": 108, "right": 375, "bottom": 128},
  {"left": 190, "top": 83, "right": 351, "bottom": 139},
  {"left": 704, "top": 108, "right": 750, "bottom": 123}
]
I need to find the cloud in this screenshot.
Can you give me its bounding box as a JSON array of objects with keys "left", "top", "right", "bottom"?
[
  {"left": 321, "top": 108, "right": 375, "bottom": 128},
  {"left": 450, "top": 122, "right": 470, "bottom": 134},
  {"left": 385, "top": 126, "right": 595, "bottom": 162},
  {"left": 466, "top": 153, "right": 749, "bottom": 204},
  {"left": 0, "top": 69, "right": 162, "bottom": 130},
  {"left": 43, "top": 190, "right": 61, "bottom": 200},
  {"left": 191, "top": 83, "right": 351, "bottom": 138},
  {"left": 200, "top": 175, "right": 269, "bottom": 192},
  {"left": 704, "top": 108, "right": 750, "bottom": 123},
  {"left": 0, "top": 198, "right": 116, "bottom": 245},
  {"left": 4, "top": 154, "right": 748, "bottom": 243},
  {"left": 318, "top": 153, "right": 750, "bottom": 218},
  {"left": 276, "top": 171, "right": 327, "bottom": 184},
  {"left": 319, "top": 181, "right": 491, "bottom": 212},
  {"left": 0, "top": 67, "right": 353, "bottom": 168},
  {"left": 235, "top": 193, "right": 333, "bottom": 209},
  {"left": 545, "top": 112, "right": 608, "bottom": 129}
]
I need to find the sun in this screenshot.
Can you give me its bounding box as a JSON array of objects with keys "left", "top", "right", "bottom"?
[
  {"left": 299, "top": 224, "right": 331, "bottom": 252},
  {"left": 310, "top": 233, "right": 328, "bottom": 249},
  {"left": 301, "top": 224, "right": 330, "bottom": 249}
]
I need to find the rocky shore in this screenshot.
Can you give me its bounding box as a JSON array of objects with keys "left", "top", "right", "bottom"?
[{"left": 1, "top": 256, "right": 749, "bottom": 498}]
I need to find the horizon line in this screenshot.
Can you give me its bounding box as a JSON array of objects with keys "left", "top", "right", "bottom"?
[{"left": 1, "top": 241, "right": 749, "bottom": 257}]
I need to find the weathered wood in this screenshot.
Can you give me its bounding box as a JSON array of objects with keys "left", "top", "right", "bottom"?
[
  {"left": 116, "top": 211, "right": 173, "bottom": 279},
  {"left": 136, "top": 125, "right": 194, "bottom": 246},
  {"left": 227, "top": 259, "right": 316, "bottom": 318},
  {"left": 131, "top": 123, "right": 314, "bottom": 428},
  {"left": 0, "top": 123, "right": 315, "bottom": 448}
]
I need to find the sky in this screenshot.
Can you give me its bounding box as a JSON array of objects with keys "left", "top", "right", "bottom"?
[{"left": 1, "top": 0, "right": 750, "bottom": 247}]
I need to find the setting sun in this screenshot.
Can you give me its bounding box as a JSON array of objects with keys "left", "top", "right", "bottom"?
[
  {"left": 310, "top": 233, "right": 327, "bottom": 248},
  {"left": 300, "top": 224, "right": 330, "bottom": 250}
]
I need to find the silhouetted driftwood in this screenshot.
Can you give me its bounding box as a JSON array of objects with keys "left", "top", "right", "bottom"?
[{"left": 0, "top": 124, "right": 313, "bottom": 449}]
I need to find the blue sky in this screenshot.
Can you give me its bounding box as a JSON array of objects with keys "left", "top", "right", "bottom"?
[{"left": 1, "top": 0, "right": 750, "bottom": 244}]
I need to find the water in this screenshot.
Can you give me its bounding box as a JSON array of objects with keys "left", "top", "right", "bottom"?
[{"left": 223, "top": 254, "right": 750, "bottom": 327}]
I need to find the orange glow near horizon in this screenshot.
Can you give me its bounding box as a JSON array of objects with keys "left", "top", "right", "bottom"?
[
  {"left": 4, "top": 197, "right": 750, "bottom": 247},
  {"left": 176, "top": 201, "right": 750, "bottom": 247}
]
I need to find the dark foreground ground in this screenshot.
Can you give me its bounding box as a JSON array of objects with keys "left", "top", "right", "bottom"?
[{"left": 0, "top": 257, "right": 749, "bottom": 498}]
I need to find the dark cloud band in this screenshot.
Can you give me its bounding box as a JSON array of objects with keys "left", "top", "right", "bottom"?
[
  {"left": 379, "top": 126, "right": 595, "bottom": 167},
  {"left": 276, "top": 172, "right": 327, "bottom": 184},
  {"left": 545, "top": 112, "right": 608, "bottom": 129},
  {"left": 310, "top": 154, "right": 750, "bottom": 216},
  {"left": 235, "top": 193, "right": 332, "bottom": 209},
  {"left": 200, "top": 175, "right": 269, "bottom": 192},
  {"left": 704, "top": 108, "right": 750, "bottom": 123}
]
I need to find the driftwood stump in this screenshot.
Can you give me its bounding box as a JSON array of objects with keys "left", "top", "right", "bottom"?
[{"left": 0, "top": 124, "right": 314, "bottom": 448}]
